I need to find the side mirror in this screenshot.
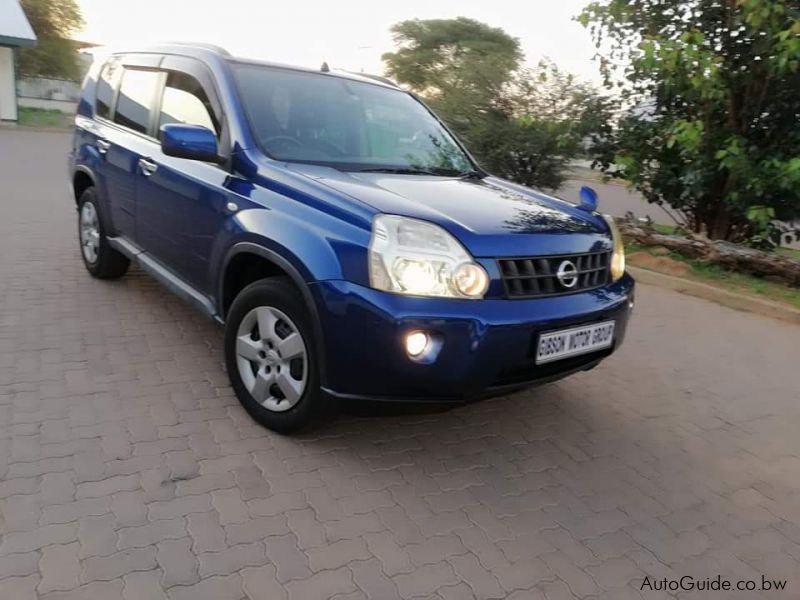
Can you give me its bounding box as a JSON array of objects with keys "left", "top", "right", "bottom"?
[
  {"left": 160, "top": 123, "right": 220, "bottom": 163},
  {"left": 578, "top": 185, "right": 598, "bottom": 212}
]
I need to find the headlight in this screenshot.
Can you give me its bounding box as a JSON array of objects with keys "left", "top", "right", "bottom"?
[
  {"left": 603, "top": 214, "right": 626, "bottom": 282},
  {"left": 368, "top": 215, "right": 489, "bottom": 299}
]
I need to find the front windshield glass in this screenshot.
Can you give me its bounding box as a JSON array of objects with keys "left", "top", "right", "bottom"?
[{"left": 233, "top": 64, "right": 473, "bottom": 175}]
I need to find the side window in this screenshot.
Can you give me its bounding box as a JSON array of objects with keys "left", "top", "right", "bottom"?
[
  {"left": 114, "top": 68, "right": 161, "bottom": 135},
  {"left": 95, "top": 58, "right": 121, "bottom": 119},
  {"left": 158, "top": 71, "right": 219, "bottom": 136}
]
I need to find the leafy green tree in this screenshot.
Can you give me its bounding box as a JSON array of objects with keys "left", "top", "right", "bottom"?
[
  {"left": 579, "top": 0, "right": 800, "bottom": 243},
  {"left": 383, "top": 18, "right": 613, "bottom": 190},
  {"left": 17, "top": 0, "right": 84, "bottom": 80}
]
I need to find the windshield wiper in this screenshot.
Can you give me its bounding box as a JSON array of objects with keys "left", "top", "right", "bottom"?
[
  {"left": 353, "top": 167, "right": 442, "bottom": 176},
  {"left": 458, "top": 169, "right": 487, "bottom": 180}
]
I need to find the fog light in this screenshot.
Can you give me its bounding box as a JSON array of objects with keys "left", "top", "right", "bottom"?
[{"left": 405, "top": 331, "right": 429, "bottom": 357}]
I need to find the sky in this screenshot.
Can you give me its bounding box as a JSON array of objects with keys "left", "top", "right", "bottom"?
[{"left": 75, "top": 0, "right": 604, "bottom": 85}]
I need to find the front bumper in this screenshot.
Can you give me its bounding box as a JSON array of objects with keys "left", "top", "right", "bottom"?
[{"left": 310, "top": 273, "right": 634, "bottom": 401}]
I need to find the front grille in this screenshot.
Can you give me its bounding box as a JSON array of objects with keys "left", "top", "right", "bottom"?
[{"left": 498, "top": 251, "right": 611, "bottom": 298}]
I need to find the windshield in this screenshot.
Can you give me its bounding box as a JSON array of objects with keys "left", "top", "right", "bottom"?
[{"left": 233, "top": 64, "right": 473, "bottom": 175}]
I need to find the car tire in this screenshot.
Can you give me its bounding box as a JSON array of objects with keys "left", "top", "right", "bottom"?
[
  {"left": 77, "top": 188, "right": 130, "bottom": 279},
  {"left": 224, "top": 277, "right": 332, "bottom": 433}
]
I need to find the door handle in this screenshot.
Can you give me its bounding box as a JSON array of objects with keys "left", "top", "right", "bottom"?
[
  {"left": 96, "top": 139, "right": 111, "bottom": 155},
  {"left": 138, "top": 158, "right": 158, "bottom": 177}
]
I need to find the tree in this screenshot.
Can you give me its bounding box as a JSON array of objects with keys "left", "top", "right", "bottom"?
[
  {"left": 383, "top": 18, "right": 613, "bottom": 190},
  {"left": 579, "top": 0, "right": 800, "bottom": 243},
  {"left": 17, "top": 0, "right": 84, "bottom": 80}
]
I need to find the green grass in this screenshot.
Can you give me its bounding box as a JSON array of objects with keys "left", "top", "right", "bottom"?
[
  {"left": 625, "top": 242, "right": 800, "bottom": 309},
  {"left": 776, "top": 246, "right": 800, "bottom": 260},
  {"left": 16, "top": 107, "right": 72, "bottom": 129},
  {"left": 650, "top": 223, "right": 678, "bottom": 235}
]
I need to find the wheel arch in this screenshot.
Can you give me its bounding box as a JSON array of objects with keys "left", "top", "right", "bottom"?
[
  {"left": 219, "top": 242, "right": 328, "bottom": 386},
  {"left": 72, "top": 167, "right": 96, "bottom": 204}
]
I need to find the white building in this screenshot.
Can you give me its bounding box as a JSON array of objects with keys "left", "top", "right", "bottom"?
[{"left": 0, "top": 0, "right": 37, "bottom": 122}]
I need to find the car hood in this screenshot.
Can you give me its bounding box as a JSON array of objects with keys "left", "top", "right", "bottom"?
[{"left": 287, "top": 164, "right": 612, "bottom": 257}]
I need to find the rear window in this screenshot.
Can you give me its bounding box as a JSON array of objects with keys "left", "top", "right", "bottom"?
[
  {"left": 113, "top": 68, "right": 161, "bottom": 135},
  {"left": 95, "top": 59, "right": 121, "bottom": 119}
]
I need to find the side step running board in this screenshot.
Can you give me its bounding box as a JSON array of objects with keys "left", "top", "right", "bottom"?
[{"left": 108, "top": 237, "right": 221, "bottom": 323}]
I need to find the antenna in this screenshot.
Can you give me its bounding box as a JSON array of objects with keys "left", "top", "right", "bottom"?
[{"left": 320, "top": 61, "right": 330, "bottom": 73}]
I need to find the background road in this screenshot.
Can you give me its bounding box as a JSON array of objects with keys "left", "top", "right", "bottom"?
[{"left": 1, "top": 129, "right": 799, "bottom": 599}]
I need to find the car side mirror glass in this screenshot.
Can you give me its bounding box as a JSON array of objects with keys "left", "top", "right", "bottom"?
[{"left": 160, "top": 123, "right": 221, "bottom": 163}]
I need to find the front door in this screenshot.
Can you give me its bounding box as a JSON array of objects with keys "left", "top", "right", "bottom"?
[{"left": 135, "top": 58, "right": 234, "bottom": 293}]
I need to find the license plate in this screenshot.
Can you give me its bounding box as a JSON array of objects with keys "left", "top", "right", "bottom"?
[{"left": 536, "top": 321, "right": 615, "bottom": 364}]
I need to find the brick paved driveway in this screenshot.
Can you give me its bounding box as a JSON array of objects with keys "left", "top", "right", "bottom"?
[{"left": 1, "top": 129, "right": 799, "bottom": 599}]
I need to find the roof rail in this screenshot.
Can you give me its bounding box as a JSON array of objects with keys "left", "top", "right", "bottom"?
[
  {"left": 338, "top": 70, "right": 399, "bottom": 88},
  {"left": 162, "top": 42, "right": 231, "bottom": 56}
]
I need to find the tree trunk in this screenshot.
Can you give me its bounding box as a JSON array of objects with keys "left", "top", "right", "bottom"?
[{"left": 618, "top": 220, "right": 800, "bottom": 286}]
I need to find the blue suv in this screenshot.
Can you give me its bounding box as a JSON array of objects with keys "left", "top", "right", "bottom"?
[{"left": 69, "top": 44, "right": 634, "bottom": 432}]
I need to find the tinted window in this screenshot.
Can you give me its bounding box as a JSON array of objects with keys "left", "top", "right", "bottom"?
[
  {"left": 233, "top": 65, "right": 472, "bottom": 175},
  {"left": 95, "top": 59, "right": 121, "bottom": 119},
  {"left": 114, "top": 69, "right": 161, "bottom": 134},
  {"left": 158, "top": 71, "right": 218, "bottom": 136}
]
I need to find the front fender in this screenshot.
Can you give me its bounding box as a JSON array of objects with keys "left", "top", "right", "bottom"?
[{"left": 213, "top": 204, "right": 372, "bottom": 289}]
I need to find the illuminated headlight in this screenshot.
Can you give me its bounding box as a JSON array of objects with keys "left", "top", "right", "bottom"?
[
  {"left": 369, "top": 215, "right": 489, "bottom": 299},
  {"left": 603, "top": 214, "right": 626, "bottom": 282}
]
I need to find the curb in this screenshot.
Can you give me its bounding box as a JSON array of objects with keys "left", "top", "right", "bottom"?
[
  {"left": 628, "top": 266, "right": 800, "bottom": 325},
  {"left": 0, "top": 125, "right": 72, "bottom": 134}
]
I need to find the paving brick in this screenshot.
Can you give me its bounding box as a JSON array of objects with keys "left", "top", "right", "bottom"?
[
  {"left": 263, "top": 534, "right": 311, "bottom": 583},
  {"left": 406, "top": 534, "right": 468, "bottom": 567},
  {"left": 156, "top": 537, "right": 198, "bottom": 587},
  {"left": 41, "top": 472, "right": 77, "bottom": 505},
  {"left": 41, "top": 498, "right": 109, "bottom": 525},
  {"left": 38, "top": 543, "right": 81, "bottom": 594},
  {"left": 324, "top": 513, "right": 384, "bottom": 542},
  {"left": 186, "top": 511, "right": 227, "bottom": 553},
  {"left": 148, "top": 494, "right": 211, "bottom": 520},
  {"left": 448, "top": 552, "right": 505, "bottom": 599},
  {"left": 167, "top": 574, "right": 243, "bottom": 600},
  {"left": 350, "top": 558, "right": 402, "bottom": 600},
  {"left": 76, "top": 474, "right": 139, "bottom": 499},
  {"left": 233, "top": 466, "right": 272, "bottom": 500},
  {"left": 307, "top": 538, "right": 370, "bottom": 572},
  {"left": 241, "top": 564, "right": 286, "bottom": 600},
  {"left": 585, "top": 557, "right": 647, "bottom": 590},
  {"left": 0, "top": 551, "right": 40, "bottom": 579},
  {"left": 226, "top": 515, "right": 289, "bottom": 545},
  {"left": 122, "top": 569, "right": 167, "bottom": 600},
  {"left": 2, "top": 492, "right": 41, "bottom": 531},
  {"left": 211, "top": 488, "right": 249, "bottom": 525},
  {"left": 0, "top": 574, "right": 40, "bottom": 600},
  {"left": 40, "top": 579, "right": 125, "bottom": 600},
  {"left": 77, "top": 514, "right": 118, "bottom": 559},
  {"left": 285, "top": 567, "right": 356, "bottom": 600},
  {"left": 82, "top": 547, "right": 157, "bottom": 583},
  {"left": 0, "top": 523, "right": 78, "bottom": 554},
  {"left": 394, "top": 561, "right": 460, "bottom": 598},
  {"left": 198, "top": 541, "right": 266, "bottom": 577},
  {"left": 118, "top": 519, "right": 186, "bottom": 550},
  {"left": 285, "top": 508, "right": 326, "bottom": 549},
  {"left": 110, "top": 491, "right": 148, "bottom": 528},
  {"left": 0, "top": 476, "right": 39, "bottom": 498},
  {"left": 248, "top": 491, "right": 306, "bottom": 517},
  {"left": 174, "top": 472, "right": 234, "bottom": 496}
]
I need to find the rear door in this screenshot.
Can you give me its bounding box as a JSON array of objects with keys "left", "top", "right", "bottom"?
[
  {"left": 135, "top": 56, "right": 233, "bottom": 292},
  {"left": 92, "top": 55, "right": 163, "bottom": 239}
]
